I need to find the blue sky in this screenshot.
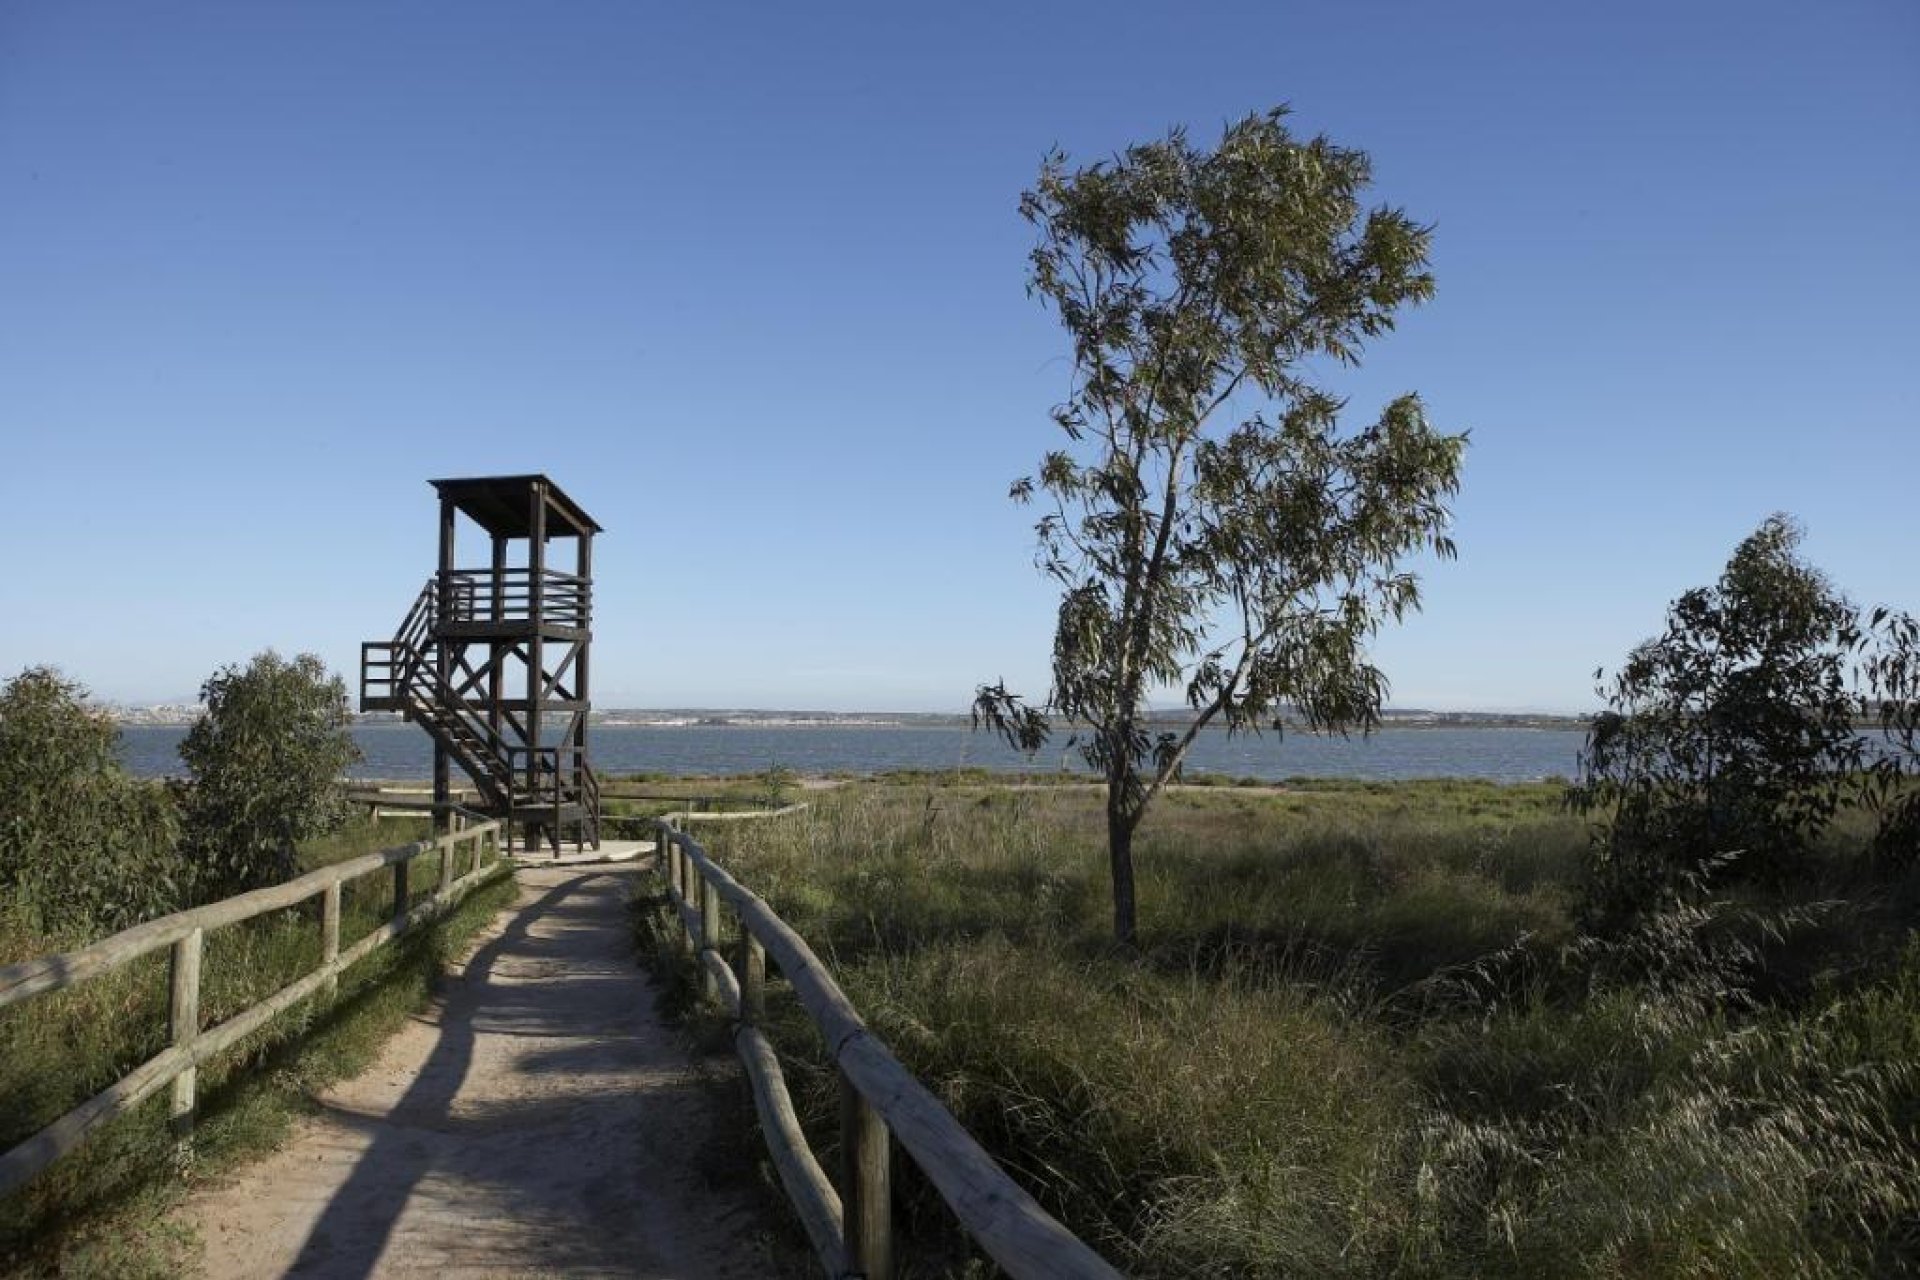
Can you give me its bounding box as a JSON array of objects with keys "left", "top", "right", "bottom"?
[{"left": 2, "top": 1, "right": 1915, "bottom": 713}]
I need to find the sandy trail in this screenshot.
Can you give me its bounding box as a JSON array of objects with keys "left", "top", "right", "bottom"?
[{"left": 180, "top": 864, "right": 773, "bottom": 1278}]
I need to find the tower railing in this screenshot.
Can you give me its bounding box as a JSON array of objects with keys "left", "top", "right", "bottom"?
[{"left": 435, "top": 567, "right": 589, "bottom": 629}]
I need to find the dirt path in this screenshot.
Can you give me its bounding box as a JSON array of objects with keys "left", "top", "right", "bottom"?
[{"left": 179, "top": 865, "right": 774, "bottom": 1278}]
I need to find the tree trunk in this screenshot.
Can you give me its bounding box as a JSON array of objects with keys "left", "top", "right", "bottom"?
[{"left": 1106, "top": 783, "right": 1138, "bottom": 949}]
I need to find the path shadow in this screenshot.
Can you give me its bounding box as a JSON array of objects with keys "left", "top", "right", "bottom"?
[{"left": 280, "top": 869, "right": 700, "bottom": 1278}]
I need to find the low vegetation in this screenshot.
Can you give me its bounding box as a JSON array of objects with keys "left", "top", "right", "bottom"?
[
  {"left": 0, "top": 809, "right": 516, "bottom": 1276},
  {"left": 0, "top": 657, "right": 515, "bottom": 1275},
  {"left": 646, "top": 520, "right": 1920, "bottom": 1276},
  {"left": 649, "top": 778, "right": 1919, "bottom": 1277}
]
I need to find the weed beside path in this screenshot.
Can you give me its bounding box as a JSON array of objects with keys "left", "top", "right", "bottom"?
[{"left": 670, "top": 778, "right": 1920, "bottom": 1277}]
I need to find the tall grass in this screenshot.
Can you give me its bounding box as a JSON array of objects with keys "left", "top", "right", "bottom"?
[
  {"left": 660, "top": 779, "right": 1920, "bottom": 1277},
  {"left": 0, "top": 814, "right": 517, "bottom": 1277}
]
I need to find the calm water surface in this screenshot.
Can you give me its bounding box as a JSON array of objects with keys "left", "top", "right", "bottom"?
[{"left": 117, "top": 723, "right": 1585, "bottom": 783}]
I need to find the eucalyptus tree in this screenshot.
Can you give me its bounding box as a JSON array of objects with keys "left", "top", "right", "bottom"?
[{"left": 975, "top": 110, "right": 1466, "bottom": 946}]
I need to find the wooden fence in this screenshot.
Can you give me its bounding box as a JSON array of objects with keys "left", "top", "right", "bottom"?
[
  {"left": 655, "top": 819, "right": 1121, "bottom": 1280},
  {"left": 0, "top": 816, "right": 508, "bottom": 1198}
]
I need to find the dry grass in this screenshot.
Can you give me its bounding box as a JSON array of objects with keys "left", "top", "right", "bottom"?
[{"left": 649, "top": 778, "right": 1920, "bottom": 1278}]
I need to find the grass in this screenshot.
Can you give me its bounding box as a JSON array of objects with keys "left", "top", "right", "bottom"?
[
  {"left": 643, "top": 777, "right": 1920, "bottom": 1278},
  {"left": 0, "top": 813, "right": 518, "bottom": 1277}
]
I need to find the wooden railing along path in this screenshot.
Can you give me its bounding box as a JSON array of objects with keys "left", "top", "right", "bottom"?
[
  {"left": 655, "top": 819, "right": 1121, "bottom": 1280},
  {"left": 0, "top": 816, "right": 508, "bottom": 1198}
]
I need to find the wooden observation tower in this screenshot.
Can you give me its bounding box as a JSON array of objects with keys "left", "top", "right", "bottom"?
[{"left": 361, "top": 475, "right": 601, "bottom": 854}]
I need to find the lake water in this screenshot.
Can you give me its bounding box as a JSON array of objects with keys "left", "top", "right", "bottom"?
[{"left": 117, "top": 723, "right": 1587, "bottom": 784}]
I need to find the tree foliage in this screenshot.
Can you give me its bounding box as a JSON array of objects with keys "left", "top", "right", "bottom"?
[
  {"left": 180, "top": 651, "right": 360, "bottom": 897},
  {"left": 0, "top": 667, "right": 181, "bottom": 936},
  {"left": 1570, "top": 516, "right": 1868, "bottom": 926},
  {"left": 1862, "top": 606, "right": 1920, "bottom": 866},
  {"left": 976, "top": 109, "right": 1465, "bottom": 945}
]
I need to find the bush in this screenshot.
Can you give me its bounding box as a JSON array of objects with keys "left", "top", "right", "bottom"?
[
  {"left": 1570, "top": 515, "right": 1866, "bottom": 927},
  {"left": 1864, "top": 608, "right": 1920, "bottom": 867},
  {"left": 0, "top": 667, "right": 182, "bottom": 937},
  {"left": 180, "top": 651, "right": 360, "bottom": 899}
]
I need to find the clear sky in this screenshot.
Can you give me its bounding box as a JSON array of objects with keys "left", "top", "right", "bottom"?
[{"left": 2, "top": 1, "right": 1915, "bottom": 713}]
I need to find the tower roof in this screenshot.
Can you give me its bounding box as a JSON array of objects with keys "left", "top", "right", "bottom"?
[{"left": 429, "top": 474, "right": 602, "bottom": 538}]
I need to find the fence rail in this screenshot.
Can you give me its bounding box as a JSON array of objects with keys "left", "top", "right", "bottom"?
[
  {"left": 655, "top": 819, "right": 1120, "bottom": 1280},
  {"left": 0, "top": 816, "right": 509, "bottom": 1198},
  {"left": 439, "top": 567, "right": 589, "bottom": 630}
]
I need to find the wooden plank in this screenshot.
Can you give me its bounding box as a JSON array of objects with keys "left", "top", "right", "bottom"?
[{"left": 736, "top": 1026, "right": 845, "bottom": 1274}]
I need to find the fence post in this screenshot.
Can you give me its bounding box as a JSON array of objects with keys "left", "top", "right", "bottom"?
[
  {"left": 840, "top": 1070, "right": 893, "bottom": 1280},
  {"left": 662, "top": 824, "right": 679, "bottom": 899},
  {"left": 394, "top": 853, "right": 411, "bottom": 921},
  {"left": 321, "top": 880, "right": 342, "bottom": 1000},
  {"left": 734, "top": 931, "right": 765, "bottom": 1024},
  {"left": 169, "top": 927, "right": 204, "bottom": 1137},
  {"left": 699, "top": 873, "right": 721, "bottom": 1001},
  {"left": 438, "top": 833, "right": 454, "bottom": 901}
]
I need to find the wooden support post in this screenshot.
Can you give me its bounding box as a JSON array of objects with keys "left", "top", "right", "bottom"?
[
  {"left": 438, "top": 835, "right": 454, "bottom": 901},
  {"left": 394, "top": 855, "right": 410, "bottom": 920},
  {"left": 321, "top": 880, "right": 342, "bottom": 1000},
  {"left": 169, "top": 928, "right": 204, "bottom": 1136},
  {"left": 434, "top": 494, "right": 456, "bottom": 836},
  {"left": 578, "top": 530, "right": 597, "bottom": 850},
  {"left": 700, "top": 873, "right": 721, "bottom": 949},
  {"left": 735, "top": 931, "right": 766, "bottom": 1024},
  {"left": 527, "top": 482, "right": 546, "bottom": 852},
  {"left": 840, "top": 1070, "right": 893, "bottom": 1280},
  {"left": 699, "top": 874, "right": 722, "bottom": 1002}
]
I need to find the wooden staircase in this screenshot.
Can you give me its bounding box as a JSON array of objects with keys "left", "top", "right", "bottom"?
[{"left": 362, "top": 577, "right": 599, "bottom": 852}]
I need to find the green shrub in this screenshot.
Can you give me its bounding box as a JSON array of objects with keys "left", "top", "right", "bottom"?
[
  {"left": 1571, "top": 516, "right": 1867, "bottom": 928},
  {"left": 0, "top": 667, "right": 182, "bottom": 938},
  {"left": 179, "top": 651, "right": 359, "bottom": 899}
]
